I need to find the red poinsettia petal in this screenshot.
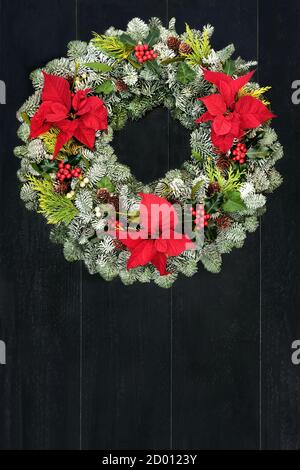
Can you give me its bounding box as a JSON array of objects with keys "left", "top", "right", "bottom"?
[
  {"left": 53, "top": 119, "right": 77, "bottom": 157},
  {"left": 117, "top": 231, "right": 143, "bottom": 249},
  {"left": 73, "top": 125, "right": 96, "bottom": 149},
  {"left": 72, "top": 89, "right": 90, "bottom": 113},
  {"left": 45, "top": 102, "right": 69, "bottom": 122},
  {"left": 195, "top": 111, "right": 214, "bottom": 124},
  {"left": 235, "top": 95, "right": 276, "bottom": 129},
  {"left": 42, "top": 72, "right": 71, "bottom": 110},
  {"left": 212, "top": 114, "right": 233, "bottom": 136},
  {"left": 127, "top": 239, "right": 156, "bottom": 269},
  {"left": 231, "top": 70, "right": 256, "bottom": 96},
  {"left": 151, "top": 252, "right": 168, "bottom": 276},
  {"left": 200, "top": 94, "right": 227, "bottom": 116},
  {"left": 164, "top": 233, "right": 194, "bottom": 256},
  {"left": 211, "top": 129, "right": 235, "bottom": 153},
  {"left": 79, "top": 107, "right": 108, "bottom": 131},
  {"left": 138, "top": 193, "right": 179, "bottom": 234},
  {"left": 219, "top": 80, "right": 235, "bottom": 108},
  {"left": 29, "top": 105, "right": 52, "bottom": 138},
  {"left": 202, "top": 68, "right": 233, "bottom": 89}
]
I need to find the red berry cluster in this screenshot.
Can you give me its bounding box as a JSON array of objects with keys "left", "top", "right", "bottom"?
[
  {"left": 232, "top": 142, "right": 247, "bottom": 164},
  {"left": 56, "top": 161, "right": 82, "bottom": 181},
  {"left": 190, "top": 206, "right": 211, "bottom": 230},
  {"left": 134, "top": 44, "right": 157, "bottom": 63}
]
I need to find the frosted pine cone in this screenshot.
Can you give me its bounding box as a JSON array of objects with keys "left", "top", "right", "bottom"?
[
  {"left": 216, "top": 214, "right": 232, "bottom": 230},
  {"left": 96, "top": 188, "right": 110, "bottom": 202},
  {"left": 53, "top": 180, "right": 70, "bottom": 194},
  {"left": 116, "top": 79, "right": 128, "bottom": 92},
  {"left": 167, "top": 36, "right": 181, "bottom": 52},
  {"left": 179, "top": 42, "right": 193, "bottom": 55},
  {"left": 216, "top": 155, "right": 231, "bottom": 171}
]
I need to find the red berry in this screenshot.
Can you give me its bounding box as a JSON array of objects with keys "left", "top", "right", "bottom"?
[
  {"left": 153, "top": 53, "right": 157, "bottom": 59},
  {"left": 144, "top": 44, "right": 148, "bottom": 50},
  {"left": 65, "top": 164, "right": 71, "bottom": 169},
  {"left": 58, "top": 162, "right": 64, "bottom": 169}
]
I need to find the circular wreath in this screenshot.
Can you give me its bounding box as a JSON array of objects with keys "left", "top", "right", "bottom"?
[{"left": 15, "top": 17, "right": 283, "bottom": 288}]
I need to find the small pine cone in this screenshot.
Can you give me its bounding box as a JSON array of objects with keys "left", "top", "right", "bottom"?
[
  {"left": 216, "top": 155, "right": 231, "bottom": 171},
  {"left": 108, "top": 195, "right": 120, "bottom": 212},
  {"left": 207, "top": 182, "right": 221, "bottom": 196},
  {"left": 116, "top": 79, "right": 128, "bottom": 92},
  {"left": 167, "top": 36, "right": 181, "bottom": 52},
  {"left": 53, "top": 180, "right": 70, "bottom": 194},
  {"left": 113, "top": 239, "right": 126, "bottom": 251},
  {"left": 216, "top": 214, "right": 232, "bottom": 230},
  {"left": 96, "top": 188, "right": 110, "bottom": 203},
  {"left": 179, "top": 42, "right": 193, "bottom": 55}
]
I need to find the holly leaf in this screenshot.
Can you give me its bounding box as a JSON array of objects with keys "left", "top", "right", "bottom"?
[
  {"left": 145, "top": 27, "right": 160, "bottom": 47},
  {"left": 96, "top": 176, "right": 115, "bottom": 193},
  {"left": 144, "top": 59, "right": 161, "bottom": 75},
  {"left": 222, "top": 190, "right": 246, "bottom": 212},
  {"left": 119, "top": 33, "right": 136, "bottom": 47},
  {"left": 246, "top": 146, "right": 270, "bottom": 159},
  {"left": 223, "top": 59, "right": 236, "bottom": 76},
  {"left": 95, "top": 80, "right": 115, "bottom": 95},
  {"left": 176, "top": 62, "right": 196, "bottom": 84},
  {"left": 84, "top": 62, "right": 112, "bottom": 72}
]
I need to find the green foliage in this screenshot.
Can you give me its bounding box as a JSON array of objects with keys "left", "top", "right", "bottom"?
[
  {"left": 181, "top": 24, "right": 211, "bottom": 65},
  {"left": 144, "top": 27, "right": 160, "bottom": 47},
  {"left": 96, "top": 176, "right": 115, "bottom": 193},
  {"left": 28, "top": 175, "right": 78, "bottom": 224},
  {"left": 223, "top": 59, "right": 236, "bottom": 76},
  {"left": 205, "top": 164, "right": 245, "bottom": 193},
  {"left": 84, "top": 62, "right": 112, "bottom": 72},
  {"left": 176, "top": 62, "right": 196, "bottom": 84},
  {"left": 92, "top": 33, "right": 132, "bottom": 60},
  {"left": 95, "top": 80, "right": 115, "bottom": 95},
  {"left": 222, "top": 190, "right": 246, "bottom": 213}
]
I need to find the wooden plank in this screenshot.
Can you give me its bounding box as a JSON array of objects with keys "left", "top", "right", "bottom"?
[
  {"left": 169, "top": 0, "right": 260, "bottom": 449},
  {"left": 0, "top": 0, "right": 80, "bottom": 449},
  {"left": 259, "top": 0, "right": 300, "bottom": 450},
  {"left": 77, "top": 0, "right": 172, "bottom": 449}
]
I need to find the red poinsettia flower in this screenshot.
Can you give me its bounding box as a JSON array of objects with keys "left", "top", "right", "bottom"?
[
  {"left": 117, "top": 193, "right": 194, "bottom": 276},
  {"left": 195, "top": 69, "right": 276, "bottom": 153},
  {"left": 30, "top": 72, "right": 108, "bottom": 157}
]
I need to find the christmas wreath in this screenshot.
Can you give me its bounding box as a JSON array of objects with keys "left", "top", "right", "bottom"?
[{"left": 15, "top": 18, "right": 283, "bottom": 287}]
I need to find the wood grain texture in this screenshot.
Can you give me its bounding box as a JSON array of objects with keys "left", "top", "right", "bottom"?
[
  {"left": 77, "top": 0, "right": 172, "bottom": 450},
  {"left": 259, "top": 0, "right": 300, "bottom": 450},
  {"left": 0, "top": 0, "right": 81, "bottom": 449},
  {"left": 169, "top": 0, "right": 260, "bottom": 450}
]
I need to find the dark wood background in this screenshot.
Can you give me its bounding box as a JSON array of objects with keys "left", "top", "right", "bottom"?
[{"left": 0, "top": 0, "right": 299, "bottom": 450}]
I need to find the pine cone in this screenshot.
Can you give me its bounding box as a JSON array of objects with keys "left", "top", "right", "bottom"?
[
  {"left": 207, "top": 182, "right": 221, "bottom": 196},
  {"left": 96, "top": 188, "right": 110, "bottom": 203},
  {"left": 179, "top": 42, "right": 193, "bottom": 55},
  {"left": 113, "top": 239, "right": 126, "bottom": 251},
  {"left": 116, "top": 79, "right": 128, "bottom": 92},
  {"left": 216, "top": 214, "right": 232, "bottom": 230},
  {"left": 167, "top": 36, "right": 181, "bottom": 52},
  {"left": 108, "top": 195, "right": 120, "bottom": 212},
  {"left": 216, "top": 155, "right": 231, "bottom": 171},
  {"left": 53, "top": 180, "right": 70, "bottom": 194}
]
